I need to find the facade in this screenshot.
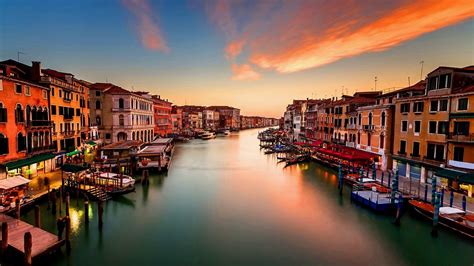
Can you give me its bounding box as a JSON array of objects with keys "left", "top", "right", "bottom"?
[
  {"left": 151, "top": 95, "right": 172, "bottom": 137},
  {"left": 90, "top": 83, "right": 154, "bottom": 144},
  {"left": 392, "top": 66, "right": 474, "bottom": 196},
  {"left": 41, "top": 68, "right": 90, "bottom": 153},
  {"left": 240, "top": 116, "right": 278, "bottom": 129},
  {"left": 208, "top": 106, "right": 240, "bottom": 130},
  {"left": 203, "top": 109, "right": 220, "bottom": 131},
  {"left": 0, "top": 60, "right": 54, "bottom": 178},
  {"left": 171, "top": 106, "right": 183, "bottom": 133}
]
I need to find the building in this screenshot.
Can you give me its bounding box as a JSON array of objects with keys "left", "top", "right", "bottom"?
[
  {"left": 90, "top": 83, "right": 154, "bottom": 144},
  {"left": 0, "top": 60, "right": 54, "bottom": 178},
  {"left": 207, "top": 106, "right": 240, "bottom": 130},
  {"left": 392, "top": 66, "right": 474, "bottom": 196},
  {"left": 151, "top": 95, "right": 172, "bottom": 137},
  {"left": 171, "top": 106, "right": 183, "bottom": 133},
  {"left": 41, "top": 68, "right": 90, "bottom": 156},
  {"left": 203, "top": 109, "right": 220, "bottom": 131}
]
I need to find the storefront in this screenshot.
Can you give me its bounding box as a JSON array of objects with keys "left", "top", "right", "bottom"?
[
  {"left": 4, "top": 153, "right": 56, "bottom": 179},
  {"left": 435, "top": 168, "right": 474, "bottom": 197}
]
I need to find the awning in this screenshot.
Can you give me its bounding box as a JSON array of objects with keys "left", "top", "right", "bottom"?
[
  {"left": 66, "top": 150, "right": 81, "bottom": 157},
  {"left": 0, "top": 175, "right": 31, "bottom": 190},
  {"left": 86, "top": 140, "right": 97, "bottom": 146},
  {"left": 61, "top": 164, "right": 89, "bottom": 173},
  {"left": 435, "top": 168, "right": 474, "bottom": 185},
  {"left": 5, "top": 153, "right": 55, "bottom": 170}
]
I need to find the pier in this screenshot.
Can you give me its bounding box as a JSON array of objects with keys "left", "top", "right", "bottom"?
[{"left": 0, "top": 214, "right": 64, "bottom": 260}]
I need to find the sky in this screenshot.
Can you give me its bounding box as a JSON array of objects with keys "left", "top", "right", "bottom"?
[{"left": 1, "top": 0, "right": 473, "bottom": 117}]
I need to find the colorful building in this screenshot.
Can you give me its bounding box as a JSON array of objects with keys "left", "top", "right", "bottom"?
[
  {"left": 0, "top": 60, "right": 54, "bottom": 178},
  {"left": 151, "top": 95, "right": 172, "bottom": 137}
]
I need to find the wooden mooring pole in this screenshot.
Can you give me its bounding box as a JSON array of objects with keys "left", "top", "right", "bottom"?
[
  {"left": 51, "top": 189, "right": 57, "bottom": 215},
  {"left": 2, "top": 222, "right": 8, "bottom": 255},
  {"left": 34, "top": 205, "right": 41, "bottom": 228},
  {"left": 15, "top": 199, "right": 21, "bottom": 219},
  {"left": 65, "top": 192, "right": 70, "bottom": 217},
  {"left": 65, "top": 216, "right": 71, "bottom": 254},
  {"left": 98, "top": 200, "right": 104, "bottom": 230},
  {"left": 84, "top": 199, "right": 89, "bottom": 224},
  {"left": 24, "top": 232, "right": 32, "bottom": 266}
]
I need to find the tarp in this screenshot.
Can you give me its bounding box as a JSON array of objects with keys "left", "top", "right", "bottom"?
[
  {"left": 5, "top": 153, "right": 55, "bottom": 170},
  {"left": 66, "top": 150, "right": 81, "bottom": 157},
  {"left": 86, "top": 140, "right": 97, "bottom": 146},
  {"left": 0, "top": 175, "right": 31, "bottom": 190}
]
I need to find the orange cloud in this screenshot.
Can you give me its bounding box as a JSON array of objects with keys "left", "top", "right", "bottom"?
[
  {"left": 225, "top": 39, "right": 245, "bottom": 59},
  {"left": 208, "top": 0, "right": 474, "bottom": 75},
  {"left": 123, "top": 0, "right": 168, "bottom": 52},
  {"left": 231, "top": 63, "right": 261, "bottom": 81}
]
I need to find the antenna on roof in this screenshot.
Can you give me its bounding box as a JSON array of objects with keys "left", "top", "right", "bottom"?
[
  {"left": 408, "top": 76, "right": 411, "bottom": 87},
  {"left": 374, "top": 76, "right": 378, "bottom": 91},
  {"left": 17, "top": 51, "right": 25, "bottom": 62},
  {"left": 420, "top": 60, "right": 424, "bottom": 80}
]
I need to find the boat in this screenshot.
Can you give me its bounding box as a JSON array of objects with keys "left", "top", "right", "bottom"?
[
  {"left": 201, "top": 132, "right": 216, "bottom": 140},
  {"left": 86, "top": 172, "right": 136, "bottom": 196},
  {"left": 351, "top": 188, "right": 400, "bottom": 212},
  {"left": 285, "top": 154, "right": 310, "bottom": 166},
  {"left": 409, "top": 199, "right": 474, "bottom": 239},
  {"left": 343, "top": 173, "right": 376, "bottom": 186},
  {"left": 217, "top": 129, "right": 231, "bottom": 136}
]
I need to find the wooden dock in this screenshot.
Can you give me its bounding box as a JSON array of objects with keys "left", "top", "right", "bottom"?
[{"left": 0, "top": 214, "right": 64, "bottom": 259}]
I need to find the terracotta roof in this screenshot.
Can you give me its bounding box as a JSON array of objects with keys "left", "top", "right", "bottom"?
[
  {"left": 379, "top": 80, "right": 426, "bottom": 97},
  {"left": 42, "top": 68, "right": 73, "bottom": 79},
  {"left": 90, "top": 83, "right": 131, "bottom": 94}
]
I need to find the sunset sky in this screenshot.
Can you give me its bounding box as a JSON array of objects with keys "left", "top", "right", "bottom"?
[{"left": 1, "top": 0, "right": 473, "bottom": 117}]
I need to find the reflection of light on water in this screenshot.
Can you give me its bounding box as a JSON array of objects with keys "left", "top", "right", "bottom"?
[
  {"left": 69, "top": 208, "right": 84, "bottom": 234},
  {"left": 299, "top": 164, "right": 309, "bottom": 171}
]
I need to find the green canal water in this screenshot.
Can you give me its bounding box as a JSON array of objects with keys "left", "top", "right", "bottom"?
[{"left": 19, "top": 128, "right": 473, "bottom": 265}]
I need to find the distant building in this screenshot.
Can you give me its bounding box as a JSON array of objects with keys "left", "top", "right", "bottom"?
[
  {"left": 151, "top": 95, "right": 172, "bottom": 137},
  {"left": 90, "top": 83, "right": 154, "bottom": 144}
]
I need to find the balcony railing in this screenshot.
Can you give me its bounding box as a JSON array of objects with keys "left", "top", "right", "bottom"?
[
  {"left": 363, "top": 125, "right": 375, "bottom": 131},
  {"left": 29, "top": 120, "right": 52, "bottom": 127},
  {"left": 447, "top": 132, "right": 474, "bottom": 142},
  {"left": 28, "top": 145, "right": 56, "bottom": 154}
]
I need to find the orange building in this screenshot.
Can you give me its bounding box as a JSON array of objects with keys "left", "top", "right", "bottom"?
[
  {"left": 392, "top": 66, "right": 474, "bottom": 197},
  {"left": 0, "top": 60, "right": 54, "bottom": 179},
  {"left": 151, "top": 95, "right": 172, "bottom": 137}
]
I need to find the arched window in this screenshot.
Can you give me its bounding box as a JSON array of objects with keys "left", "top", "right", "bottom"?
[
  {"left": 17, "top": 132, "right": 26, "bottom": 151},
  {"left": 358, "top": 113, "right": 361, "bottom": 126},
  {"left": 380, "top": 135, "right": 385, "bottom": 149},
  {"left": 96, "top": 115, "right": 101, "bottom": 126},
  {"left": 15, "top": 104, "right": 24, "bottom": 123},
  {"left": 26, "top": 105, "right": 31, "bottom": 125},
  {"left": 0, "top": 133, "right": 7, "bottom": 155},
  {"left": 43, "top": 107, "right": 48, "bottom": 121},
  {"left": 119, "top": 98, "right": 124, "bottom": 109},
  {"left": 132, "top": 132, "right": 135, "bottom": 140},
  {"left": 381, "top": 112, "right": 386, "bottom": 127},
  {"left": 367, "top": 133, "right": 371, "bottom": 147},
  {"left": 119, "top": 114, "right": 124, "bottom": 126},
  {"left": 357, "top": 132, "right": 360, "bottom": 144},
  {"left": 368, "top": 113, "right": 373, "bottom": 126},
  {"left": 96, "top": 100, "right": 101, "bottom": 109}
]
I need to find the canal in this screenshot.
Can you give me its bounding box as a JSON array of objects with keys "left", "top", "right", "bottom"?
[{"left": 21, "top": 128, "right": 473, "bottom": 265}]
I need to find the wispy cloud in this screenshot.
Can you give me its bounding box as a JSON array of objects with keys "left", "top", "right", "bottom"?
[
  {"left": 207, "top": 0, "right": 474, "bottom": 76},
  {"left": 231, "top": 63, "right": 261, "bottom": 80},
  {"left": 123, "top": 0, "right": 168, "bottom": 52}
]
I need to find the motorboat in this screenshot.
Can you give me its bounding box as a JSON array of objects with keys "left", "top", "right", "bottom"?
[{"left": 201, "top": 132, "right": 216, "bottom": 140}]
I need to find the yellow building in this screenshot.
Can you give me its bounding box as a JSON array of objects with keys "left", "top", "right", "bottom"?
[{"left": 41, "top": 69, "right": 90, "bottom": 158}]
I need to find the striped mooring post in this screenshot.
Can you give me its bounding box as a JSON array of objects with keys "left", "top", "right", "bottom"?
[
  {"left": 338, "top": 163, "right": 343, "bottom": 194},
  {"left": 440, "top": 188, "right": 445, "bottom": 207},
  {"left": 391, "top": 169, "right": 399, "bottom": 203},
  {"left": 431, "top": 177, "right": 437, "bottom": 205},
  {"left": 432, "top": 192, "right": 441, "bottom": 237},
  {"left": 394, "top": 193, "right": 404, "bottom": 226},
  {"left": 372, "top": 163, "right": 377, "bottom": 180},
  {"left": 449, "top": 190, "right": 454, "bottom": 207},
  {"left": 381, "top": 171, "right": 385, "bottom": 186},
  {"left": 462, "top": 195, "right": 467, "bottom": 212}
]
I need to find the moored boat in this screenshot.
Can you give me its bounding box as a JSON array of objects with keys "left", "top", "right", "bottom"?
[
  {"left": 409, "top": 199, "right": 474, "bottom": 239},
  {"left": 201, "top": 132, "right": 216, "bottom": 140}
]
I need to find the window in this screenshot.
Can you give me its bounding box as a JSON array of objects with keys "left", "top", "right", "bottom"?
[
  {"left": 60, "top": 123, "right": 63, "bottom": 132},
  {"left": 401, "top": 121, "right": 408, "bottom": 132},
  {"left": 76, "top": 108, "right": 80, "bottom": 116},
  {"left": 428, "top": 76, "right": 438, "bottom": 91},
  {"left": 368, "top": 113, "right": 373, "bottom": 125},
  {"left": 439, "top": 74, "right": 451, "bottom": 89},
  {"left": 119, "top": 114, "right": 124, "bottom": 126},
  {"left": 0, "top": 103, "right": 7, "bottom": 123},
  {"left": 412, "top": 142, "right": 420, "bottom": 157},
  {"left": 414, "top": 121, "right": 421, "bottom": 135},
  {"left": 0, "top": 134, "right": 8, "bottom": 155},
  {"left": 15, "top": 104, "right": 24, "bottom": 123},
  {"left": 430, "top": 101, "right": 438, "bottom": 112},
  {"left": 15, "top": 84, "right": 22, "bottom": 94},
  {"left": 427, "top": 143, "right": 444, "bottom": 161},
  {"left": 43, "top": 90, "right": 48, "bottom": 99},
  {"left": 96, "top": 116, "right": 101, "bottom": 126},
  {"left": 458, "top": 98, "right": 468, "bottom": 111},
  {"left": 437, "top": 121, "right": 448, "bottom": 135},
  {"left": 439, "top": 99, "right": 448, "bottom": 111},
  {"left": 119, "top": 98, "right": 124, "bottom": 109},
  {"left": 399, "top": 140, "right": 406, "bottom": 154},
  {"left": 59, "top": 89, "right": 62, "bottom": 97},
  {"left": 105, "top": 133, "right": 111, "bottom": 139},
  {"left": 380, "top": 135, "right": 384, "bottom": 149},
  {"left": 25, "top": 86, "right": 30, "bottom": 95},
  {"left": 51, "top": 105, "right": 56, "bottom": 115},
  {"left": 51, "top": 87, "right": 55, "bottom": 96},
  {"left": 96, "top": 91, "right": 100, "bottom": 96},
  {"left": 59, "top": 106, "right": 64, "bottom": 115},
  {"left": 367, "top": 133, "right": 371, "bottom": 147},
  {"left": 380, "top": 112, "right": 386, "bottom": 127},
  {"left": 358, "top": 114, "right": 361, "bottom": 125},
  {"left": 96, "top": 100, "right": 101, "bottom": 109},
  {"left": 400, "top": 103, "right": 410, "bottom": 113},
  {"left": 429, "top": 121, "right": 437, "bottom": 134},
  {"left": 17, "top": 133, "right": 26, "bottom": 152},
  {"left": 413, "top": 102, "right": 424, "bottom": 113},
  {"left": 453, "top": 147, "right": 464, "bottom": 162},
  {"left": 454, "top": 121, "right": 470, "bottom": 135}
]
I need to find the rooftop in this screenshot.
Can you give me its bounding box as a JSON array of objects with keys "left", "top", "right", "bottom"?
[{"left": 101, "top": 140, "right": 144, "bottom": 150}]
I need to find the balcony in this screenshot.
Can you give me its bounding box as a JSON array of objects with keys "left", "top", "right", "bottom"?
[
  {"left": 61, "top": 131, "right": 76, "bottom": 137},
  {"left": 447, "top": 132, "right": 474, "bottom": 142},
  {"left": 362, "top": 125, "right": 375, "bottom": 131},
  {"left": 28, "top": 120, "right": 52, "bottom": 128},
  {"left": 28, "top": 145, "right": 56, "bottom": 155}
]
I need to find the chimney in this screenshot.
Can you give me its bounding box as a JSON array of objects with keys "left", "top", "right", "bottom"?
[{"left": 31, "top": 61, "right": 41, "bottom": 82}]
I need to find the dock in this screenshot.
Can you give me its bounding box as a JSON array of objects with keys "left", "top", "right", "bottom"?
[{"left": 0, "top": 214, "right": 64, "bottom": 259}]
